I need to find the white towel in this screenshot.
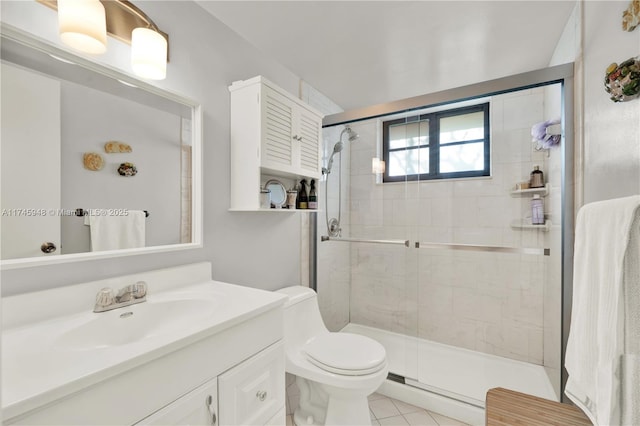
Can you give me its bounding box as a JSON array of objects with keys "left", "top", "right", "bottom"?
[
  {"left": 84, "top": 210, "right": 146, "bottom": 252},
  {"left": 565, "top": 195, "right": 640, "bottom": 425}
]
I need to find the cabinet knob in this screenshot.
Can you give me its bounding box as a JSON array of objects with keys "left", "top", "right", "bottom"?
[
  {"left": 256, "top": 390, "right": 267, "bottom": 401},
  {"left": 206, "top": 394, "right": 217, "bottom": 425},
  {"left": 40, "top": 241, "right": 57, "bottom": 253}
]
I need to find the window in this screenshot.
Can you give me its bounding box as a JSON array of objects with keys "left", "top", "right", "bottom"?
[{"left": 382, "top": 103, "right": 490, "bottom": 182}]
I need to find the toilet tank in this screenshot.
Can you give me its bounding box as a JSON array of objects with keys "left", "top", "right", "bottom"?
[{"left": 276, "top": 286, "right": 328, "bottom": 345}]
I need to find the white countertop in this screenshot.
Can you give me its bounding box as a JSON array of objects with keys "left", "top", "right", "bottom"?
[{"left": 2, "top": 280, "right": 286, "bottom": 420}]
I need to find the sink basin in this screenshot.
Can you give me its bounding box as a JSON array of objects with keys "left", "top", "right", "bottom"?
[{"left": 55, "top": 298, "right": 215, "bottom": 350}]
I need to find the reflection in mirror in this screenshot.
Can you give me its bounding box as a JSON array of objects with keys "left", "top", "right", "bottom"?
[{"left": 0, "top": 27, "right": 200, "bottom": 264}]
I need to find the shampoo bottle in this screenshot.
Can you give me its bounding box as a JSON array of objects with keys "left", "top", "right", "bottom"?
[
  {"left": 298, "top": 179, "right": 308, "bottom": 209},
  {"left": 531, "top": 194, "right": 545, "bottom": 225},
  {"left": 530, "top": 165, "right": 544, "bottom": 188}
]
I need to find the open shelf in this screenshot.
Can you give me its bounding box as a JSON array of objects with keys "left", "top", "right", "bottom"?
[
  {"left": 510, "top": 219, "right": 551, "bottom": 231},
  {"left": 510, "top": 183, "right": 550, "bottom": 197}
]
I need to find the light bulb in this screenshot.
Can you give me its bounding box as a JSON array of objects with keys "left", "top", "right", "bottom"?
[
  {"left": 58, "top": 0, "right": 107, "bottom": 55},
  {"left": 131, "top": 28, "right": 167, "bottom": 80}
]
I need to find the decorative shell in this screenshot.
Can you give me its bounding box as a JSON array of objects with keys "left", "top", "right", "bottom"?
[
  {"left": 604, "top": 56, "right": 640, "bottom": 102},
  {"left": 83, "top": 152, "right": 104, "bottom": 171},
  {"left": 117, "top": 162, "right": 137, "bottom": 177},
  {"left": 104, "top": 141, "right": 132, "bottom": 153},
  {"left": 622, "top": 0, "right": 640, "bottom": 32}
]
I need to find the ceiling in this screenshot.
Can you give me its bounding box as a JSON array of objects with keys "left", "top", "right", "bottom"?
[{"left": 198, "top": 1, "right": 576, "bottom": 111}]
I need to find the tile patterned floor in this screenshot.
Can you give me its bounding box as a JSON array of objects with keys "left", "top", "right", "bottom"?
[{"left": 285, "top": 377, "right": 470, "bottom": 426}]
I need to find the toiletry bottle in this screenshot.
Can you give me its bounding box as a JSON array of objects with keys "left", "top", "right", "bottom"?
[
  {"left": 531, "top": 194, "right": 544, "bottom": 225},
  {"left": 308, "top": 179, "right": 318, "bottom": 209},
  {"left": 260, "top": 187, "right": 271, "bottom": 209},
  {"left": 530, "top": 165, "right": 544, "bottom": 188},
  {"left": 298, "top": 179, "right": 308, "bottom": 209}
]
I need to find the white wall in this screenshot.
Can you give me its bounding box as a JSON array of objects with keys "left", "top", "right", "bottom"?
[
  {"left": 582, "top": 1, "right": 640, "bottom": 203},
  {"left": 1, "top": 0, "right": 306, "bottom": 296}
]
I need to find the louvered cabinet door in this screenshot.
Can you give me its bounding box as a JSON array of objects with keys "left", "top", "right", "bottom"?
[
  {"left": 261, "top": 86, "right": 294, "bottom": 172},
  {"left": 296, "top": 107, "right": 322, "bottom": 177}
]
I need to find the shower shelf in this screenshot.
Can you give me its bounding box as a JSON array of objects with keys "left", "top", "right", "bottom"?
[
  {"left": 510, "top": 183, "right": 549, "bottom": 197},
  {"left": 510, "top": 219, "right": 551, "bottom": 231}
]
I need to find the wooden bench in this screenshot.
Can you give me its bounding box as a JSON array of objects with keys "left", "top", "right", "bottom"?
[{"left": 486, "top": 387, "right": 593, "bottom": 426}]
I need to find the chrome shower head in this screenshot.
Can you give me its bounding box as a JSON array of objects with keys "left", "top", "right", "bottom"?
[{"left": 322, "top": 126, "right": 358, "bottom": 175}]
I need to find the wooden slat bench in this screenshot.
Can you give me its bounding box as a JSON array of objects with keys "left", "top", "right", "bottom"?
[{"left": 486, "top": 387, "right": 593, "bottom": 426}]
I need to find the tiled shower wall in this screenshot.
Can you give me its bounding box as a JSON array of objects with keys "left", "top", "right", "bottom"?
[{"left": 347, "top": 87, "right": 561, "bottom": 365}]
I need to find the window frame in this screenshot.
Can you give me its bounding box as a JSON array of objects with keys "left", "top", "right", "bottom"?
[{"left": 382, "top": 103, "right": 490, "bottom": 183}]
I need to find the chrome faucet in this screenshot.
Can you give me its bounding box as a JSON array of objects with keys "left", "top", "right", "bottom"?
[{"left": 93, "top": 281, "right": 147, "bottom": 313}]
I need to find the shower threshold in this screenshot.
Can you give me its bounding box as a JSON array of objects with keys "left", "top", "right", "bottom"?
[{"left": 342, "top": 323, "right": 559, "bottom": 421}]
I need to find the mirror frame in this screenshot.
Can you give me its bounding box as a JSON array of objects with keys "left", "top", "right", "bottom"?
[{"left": 0, "top": 24, "right": 203, "bottom": 270}]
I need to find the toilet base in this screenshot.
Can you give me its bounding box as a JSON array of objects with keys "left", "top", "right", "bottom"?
[{"left": 293, "top": 376, "right": 374, "bottom": 426}]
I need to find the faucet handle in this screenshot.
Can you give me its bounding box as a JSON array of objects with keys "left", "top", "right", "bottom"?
[
  {"left": 132, "top": 281, "right": 147, "bottom": 299},
  {"left": 94, "top": 287, "right": 114, "bottom": 311}
]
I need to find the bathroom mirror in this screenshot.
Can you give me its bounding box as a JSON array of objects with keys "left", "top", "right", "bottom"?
[
  {"left": 0, "top": 25, "right": 202, "bottom": 268},
  {"left": 264, "top": 179, "right": 286, "bottom": 208}
]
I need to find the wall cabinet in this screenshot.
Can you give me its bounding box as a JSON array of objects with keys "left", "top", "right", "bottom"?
[{"left": 229, "top": 76, "right": 324, "bottom": 211}]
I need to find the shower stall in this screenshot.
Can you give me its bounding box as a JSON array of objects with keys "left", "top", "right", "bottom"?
[{"left": 313, "top": 65, "right": 574, "bottom": 424}]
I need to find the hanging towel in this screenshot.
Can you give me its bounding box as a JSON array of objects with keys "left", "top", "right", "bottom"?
[
  {"left": 84, "top": 210, "right": 146, "bottom": 252},
  {"left": 565, "top": 195, "right": 640, "bottom": 425}
]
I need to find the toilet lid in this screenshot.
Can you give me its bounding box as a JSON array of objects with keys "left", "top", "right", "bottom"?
[{"left": 303, "top": 333, "right": 386, "bottom": 376}]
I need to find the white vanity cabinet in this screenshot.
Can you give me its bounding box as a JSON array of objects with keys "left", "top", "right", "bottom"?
[
  {"left": 139, "top": 341, "right": 284, "bottom": 426},
  {"left": 229, "top": 76, "right": 324, "bottom": 211},
  {"left": 2, "top": 264, "right": 287, "bottom": 426}
]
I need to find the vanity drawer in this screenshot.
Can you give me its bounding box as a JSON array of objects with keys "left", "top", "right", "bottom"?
[{"left": 218, "top": 341, "right": 284, "bottom": 426}]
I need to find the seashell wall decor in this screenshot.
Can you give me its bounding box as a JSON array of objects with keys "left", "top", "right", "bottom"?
[
  {"left": 104, "top": 141, "right": 132, "bottom": 153},
  {"left": 83, "top": 152, "right": 104, "bottom": 171},
  {"left": 117, "top": 162, "right": 137, "bottom": 176}
]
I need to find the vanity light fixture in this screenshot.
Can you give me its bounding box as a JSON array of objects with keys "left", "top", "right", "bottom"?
[
  {"left": 40, "top": 0, "right": 169, "bottom": 80},
  {"left": 57, "top": 0, "right": 107, "bottom": 55},
  {"left": 131, "top": 27, "right": 167, "bottom": 80}
]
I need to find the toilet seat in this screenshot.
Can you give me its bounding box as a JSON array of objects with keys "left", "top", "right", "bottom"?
[{"left": 303, "top": 333, "right": 386, "bottom": 376}]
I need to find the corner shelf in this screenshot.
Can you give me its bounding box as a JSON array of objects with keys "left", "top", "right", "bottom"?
[
  {"left": 510, "top": 219, "right": 551, "bottom": 232},
  {"left": 510, "top": 183, "right": 550, "bottom": 197}
]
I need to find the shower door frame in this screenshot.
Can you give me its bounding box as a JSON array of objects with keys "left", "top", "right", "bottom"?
[{"left": 313, "top": 63, "right": 576, "bottom": 401}]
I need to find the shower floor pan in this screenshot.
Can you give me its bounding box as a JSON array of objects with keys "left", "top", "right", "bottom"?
[{"left": 342, "top": 323, "right": 559, "bottom": 408}]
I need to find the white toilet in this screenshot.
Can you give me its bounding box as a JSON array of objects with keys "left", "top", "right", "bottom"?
[{"left": 277, "top": 286, "right": 388, "bottom": 426}]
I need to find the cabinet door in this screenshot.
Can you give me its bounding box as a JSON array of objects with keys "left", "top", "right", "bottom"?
[
  {"left": 137, "top": 378, "right": 218, "bottom": 426},
  {"left": 261, "top": 86, "right": 294, "bottom": 172},
  {"left": 297, "top": 107, "right": 322, "bottom": 178},
  {"left": 218, "top": 341, "right": 284, "bottom": 426}
]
